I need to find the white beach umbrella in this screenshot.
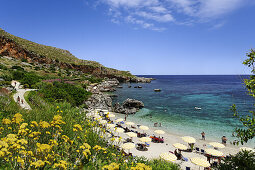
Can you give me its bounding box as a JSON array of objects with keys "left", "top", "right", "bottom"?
[
  {"left": 209, "top": 142, "right": 225, "bottom": 149},
  {"left": 126, "top": 122, "right": 135, "bottom": 126},
  {"left": 181, "top": 136, "right": 196, "bottom": 144},
  {"left": 121, "top": 142, "right": 135, "bottom": 153},
  {"left": 99, "top": 120, "right": 107, "bottom": 125},
  {"left": 106, "top": 124, "right": 115, "bottom": 128},
  {"left": 116, "top": 118, "right": 124, "bottom": 122},
  {"left": 190, "top": 157, "right": 210, "bottom": 168},
  {"left": 205, "top": 149, "right": 223, "bottom": 157},
  {"left": 126, "top": 132, "right": 137, "bottom": 138},
  {"left": 160, "top": 152, "right": 177, "bottom": 162},
  {"left": 173, "top": 143, "right": 188, "bottom": 150},
  {"left": 154, "top": 130, "right": 165, "bottom": 135},
  {"left": 139, "top": 137, "right": 151, "bottom": 143},
  {"left": 139, "top": 125, "right": 149, "bottom": 131},
  {"left": 240, "top": 147, "right": 254, "bottom": 152},
  {"left": 115, "top": 128, "right": 124, "bottom": 134},
  {"left": 108, "top": 114, "right": 115, "bottom": 118}
]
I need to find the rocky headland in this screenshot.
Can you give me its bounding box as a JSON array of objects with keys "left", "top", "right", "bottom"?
[{"left": 85, "top": 78, "right": 146, "bottom": 114}]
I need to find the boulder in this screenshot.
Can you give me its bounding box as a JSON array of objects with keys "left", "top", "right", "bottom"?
[
  {"left": 123, "top": 98, "right": 144, "bottom": 108},
  {"left": 113, "top": 98, "right": 144, "bottom": 114}
]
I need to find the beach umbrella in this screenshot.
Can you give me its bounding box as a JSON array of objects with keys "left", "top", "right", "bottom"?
[
  {"left": 205, "top": 149, "right": 223, "bottom": 157},
  {"left": 160, "top": 152, "right": 177, "bottom": 162},
  {"left": 100, "top": 120, "right": 107, "bottom": 125},
  {"left": 116, "top": 118, "right": 124, "bottom": 122},
  {"left": 108, "top": 114, "right": 115, "bottom": 118},
  {"left": 106, "top": 124, "right": 115, "bottom": 128},
  {"left": 240, "top": 147, "right": 254, "bottom": 152},
  {"left": 209, "top": 142, "right": 225, "bottom": 149},
  {"left": 115, "top": 128, "right": 124, "bottom": 136},
  {"left": 121, "top": 142, "right": 135, "bottom": 153},
  {"left": 181, "top": 136, "right": 196, "bottom": 144},
  {"left": 139, "top": 137, "right": 151, "bottom": 143},
  {"left": 126, "top": 122, "right": 135, "bottom": 126},
  {"left": 154, "top": 130, "right": 165, "bottom": 135},
  {"left": 126, "top": 132, "right": 137, "bottom": 138},
  {"left": 173, "top": 143, "right": 188, "bottom": 150},
  {"left": 139, "top": 125, "right": 149, "bottom": 131},
  {"left": 190, "top": 157, "right": 210, "bottom": 168}
]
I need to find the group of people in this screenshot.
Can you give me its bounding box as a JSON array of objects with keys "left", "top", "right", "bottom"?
[
  {"left": 16, "top": 96, "right": 24, "bottom": 104},
  {"left": 201, "top": 132, "right": 228, "bottom": 145}
]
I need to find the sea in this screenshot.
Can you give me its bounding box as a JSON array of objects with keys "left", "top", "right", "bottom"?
[{"left": 113, "top": 75, "right": 255, "bottom": 147}]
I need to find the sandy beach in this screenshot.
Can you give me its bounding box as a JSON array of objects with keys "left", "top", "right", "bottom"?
[{"left": 89, "top": 110, "right": 243, "bottom": 170}]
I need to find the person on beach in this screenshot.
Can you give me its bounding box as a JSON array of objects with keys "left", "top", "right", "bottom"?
[
  {"left": 17, "top": 96, "right": 20, "bottom": 103},
  {"left": 201, "top": 131, "right": 205, "bottom": 140},
  {"left": 21, "top": 99, "right": 24, "bottom": 104},
  {"left": 222, "top": 136, "right": 227, "bottom": 145}
]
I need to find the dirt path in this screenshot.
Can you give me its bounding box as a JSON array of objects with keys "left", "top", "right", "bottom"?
[{"left": 11, "top": 80, "right": 37, "bottom": 110}]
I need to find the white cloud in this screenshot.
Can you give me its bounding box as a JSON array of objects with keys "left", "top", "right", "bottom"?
[{"left": 96, "top": 0, "right": 253, "bottom": 30}]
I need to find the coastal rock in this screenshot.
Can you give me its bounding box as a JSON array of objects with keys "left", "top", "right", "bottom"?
[
  {"left": 84, "top": 93, "right": 112, "bottom": 111},
  {"left": 123, "top": 98, "right": 144, "bottom": 108},
  {"left": 113, "top": 98, "right": 144, "bottom": 114}
]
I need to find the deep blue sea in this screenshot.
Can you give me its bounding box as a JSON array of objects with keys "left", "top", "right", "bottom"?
[{"left": 113, "top": 75, "right": 254, "bottom": 146}]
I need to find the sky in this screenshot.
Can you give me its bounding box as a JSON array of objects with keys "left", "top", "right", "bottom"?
[{"left": 1, "top": 0, "right": 255, "bottom": 75}]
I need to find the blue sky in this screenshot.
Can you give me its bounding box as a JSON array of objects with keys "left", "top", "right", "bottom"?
[{"left": 1, "top": 0, "right": 255, "bottom": 75}]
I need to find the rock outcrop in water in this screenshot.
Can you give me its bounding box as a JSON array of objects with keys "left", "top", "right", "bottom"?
[{"left": 113, "top": 98, "right": 144, "bottom": 114}]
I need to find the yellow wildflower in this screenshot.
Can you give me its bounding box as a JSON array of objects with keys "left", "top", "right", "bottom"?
[
  {"left": 131, "top": 163, "right": 152, "bottom": 170},
  {"left": 2, "top": 118, "right": 11, "bottom": 125},
  {"left": 53, "top": 160, "right": 68, "bottom": 169},
  {"left": 17, "top": 156, "right": 24, "bottom": 165},
  {"left": 46, "top": 131, "right": 51, "bottom": 135},
  {"left": 83, "top": 149, "right": 91, "bottom": 159},
  {"left": 61, "top": 135, "right": 69, "bottom": 142},
  {"left": 19, "top": 123, "right": 28, "bottom": 129},
  {"left": 39, "top": 121, "right": 50, "bottom": 128},
  {"left": 102, "top": 162, "right": 119, "bottom": 170},
  {"left": 31, "top": 121, "right": 38, "bottom": 127},
  {"left": 31, "top": 160, "right": 45, "bottom": 168},
  {"left": 0, "top": 151, "right": 5, "bottom": 157},
  {"left": 29, "top": 131, "right": 41, "bottom": 138},
  {"left": 0, "top": 140, "right": 8, "bottom": 148},
  {"left": 17, "top": 139, "right": 28, "bottom": 145},
  {"left": 37, "top": 143, "right": 51, "bottom": 153},
  {"left": 12, "top": 113, "right": 24, "bottom": 124},
  {"left": 73, "top": 124, "right": 82, "bottom": 132}
]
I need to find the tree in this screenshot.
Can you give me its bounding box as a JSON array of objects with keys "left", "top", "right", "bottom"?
[
  {"left": 231, "top": 49, "right": 255, "bottom": 145},
  {"left": 216, "top": 150, "right": 255, "bottom": 170}
]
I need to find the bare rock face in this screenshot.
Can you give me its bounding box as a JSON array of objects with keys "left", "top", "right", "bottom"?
[{"left": 113, "top": 98, "right": 144, "bottom": 114}]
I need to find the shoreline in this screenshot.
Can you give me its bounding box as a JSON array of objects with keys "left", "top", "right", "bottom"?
[{"left": 106, "top": 111, "right": 243, "bottom": 170}]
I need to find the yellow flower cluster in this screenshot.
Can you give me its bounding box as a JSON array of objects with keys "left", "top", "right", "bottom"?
[
  {"left": 102, "top": 162, "right": 120, "bottom": 170},
  {"left": 131, "top": 163, "right": 152, "bottom": 170},
  {"left": 73, "top": 124, "right": 82, "bottom": 132}
]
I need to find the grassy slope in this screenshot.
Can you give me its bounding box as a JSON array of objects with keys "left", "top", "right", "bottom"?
[{"left": 0, "top": 28, "right": 134, "bottom": 78}]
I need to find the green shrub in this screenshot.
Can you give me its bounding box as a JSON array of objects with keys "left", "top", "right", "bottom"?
[
  {"left": 0, "top": 64, "right": 7, "bottom": 70},
  {"left": 21, "top": 58, "right": 27, "bottom": 62},
  {"left": 12, "top": 71, "right": 24, "bottom": 80},
  {"left": 216, "top": 150, "right": 255, "bottom": 170},
  {"left": 39, "top": 81, "right": 91, "bottom": 106},
  {"left": 21, "top": 72, "right": 41, "bottom": 88},
  {"left": 0, "top": 74, "right": 13, "bottom": 81}
]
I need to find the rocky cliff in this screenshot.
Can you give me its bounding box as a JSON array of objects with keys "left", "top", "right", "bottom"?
[{"left": 0, "top": 29, "right": 153, "bottom": 83}]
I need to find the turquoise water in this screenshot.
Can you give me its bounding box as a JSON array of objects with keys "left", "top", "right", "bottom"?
[{"left": 113, "top": 75, "right": 254, "bottom": 146}]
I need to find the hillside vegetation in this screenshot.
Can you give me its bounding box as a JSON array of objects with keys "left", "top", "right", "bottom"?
[{"left": 0, "top": 28, "right": 134, "bottom": 79}]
